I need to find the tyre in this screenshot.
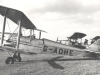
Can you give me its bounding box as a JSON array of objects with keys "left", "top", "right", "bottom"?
[
  {"left": 13, "top": 53, "right": 21, "bottom": 62},
  {"left": 18, "top": 56, "right": 21, "bottom": 62},
  {"left": 5, "top": 57, "right": 14, "bottom": 64}
]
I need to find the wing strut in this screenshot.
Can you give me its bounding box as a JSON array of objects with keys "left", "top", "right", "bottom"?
[
  {"left": 16, "top": 20, "right": 22, "bottom": 50},
  {"left": 39, "top": 31, "right": 41, "bottom": 39},
  {"left": 1, "top": 16, "right": 6, "bottom": 46},
  {"left": 30, "top": 29, "right": 32, "bottom": 42}
]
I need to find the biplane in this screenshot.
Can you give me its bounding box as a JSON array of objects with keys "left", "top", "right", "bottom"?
[
  {"left": 0, "top": 5, "right": 100, "bottom": 64},
  {"left": 91, "top": 36, "right": 100, "bottom": 44},
  {"left": 57, "top": 32, "right": 87, "bottom": 49},
  {"left": 68, "top": 32, "right": 87, "bottom": 49}
]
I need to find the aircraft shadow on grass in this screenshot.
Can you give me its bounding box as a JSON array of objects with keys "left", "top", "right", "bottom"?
[
  {"left": 45, "top": 56, "right": 64, "bottom": 69},
  {"left": 19, "top": 56, "right": 100, "bottom": 70}
]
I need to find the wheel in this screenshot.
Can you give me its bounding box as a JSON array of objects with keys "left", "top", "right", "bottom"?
[
  {"left": 13, "top": 53, "right": 18, "bottom": 62},
  {"left": 95, "top": 54, "right": 100, "bottom": 59},
  {"left": 13, "top": 53, "right": 21, "bottom": 62},
  {"left": 5, "top": 57, "right": 14, "bottom": 64},
  {"left": 17, "top": 53, "right": 21, "bottom": 62},
  {"left": 17, "top": 56, "right": 21, "bottom": 62}
]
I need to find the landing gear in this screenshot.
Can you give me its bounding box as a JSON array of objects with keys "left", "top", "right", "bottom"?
[
  {"left": 90, "top": 53, "right": 100, "bottom": 59},
  {"left": 17, "top": 54, "right": 21, "bottom": 62},
  {"left": 13, "top": 53, "right": 21, "bottom": 62},
  {"left": 84, "top": 52, "right": 100, "bottom": 59},
  {"left": 5, "top": 57, "right": 14, "bottom": 64},
  {"left": 5, "top": 53, "right": 21, "bottom": 64},
  {"left": 95, "top": 54, "right": 100, "bottom": 59}
]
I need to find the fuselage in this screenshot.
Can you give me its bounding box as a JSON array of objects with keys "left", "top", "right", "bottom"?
[{"left": 4, "top": 34, "right": 100, "bottom": 56}]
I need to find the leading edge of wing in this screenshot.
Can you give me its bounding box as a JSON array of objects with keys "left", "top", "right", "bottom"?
[
  {"left": 0, "top": 5, "right": 37, "bottom": 29},
  {"left": 0, "top": 46, "right": 37, "bottom": 55}
]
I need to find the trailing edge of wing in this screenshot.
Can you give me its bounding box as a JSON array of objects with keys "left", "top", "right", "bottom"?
[
  {"left": 0, "top": 5, "right": 37, "bottom": 29},
  {"left": 36, "top": 29, "right": 47, "bottom": 33}
]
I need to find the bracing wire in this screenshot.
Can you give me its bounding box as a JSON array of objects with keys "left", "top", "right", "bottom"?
[
  {"left": 23, "top": 29, "right": 29, "bottom": 52},
  {"left": 6, "top": 19, "right": 19, "bottom": 48},
  {"left": 6, "top": 18, "right": 19, "bottom": 40},
  {"left": 8, "top": 26, "right": 19, "bottom": 40},
  {"left": 7, "top": 51, "right": 12, "bottom": 57},
  {"left": 7, "top": 19, "right": 11, "bottom": 33},
  {"left": 27, "top": 30, "right": 30, "bottom": 36}
]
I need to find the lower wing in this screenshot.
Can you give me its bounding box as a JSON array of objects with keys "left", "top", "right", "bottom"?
[{"left": 0, "top": 46, "right": 37, "bottom": 55}]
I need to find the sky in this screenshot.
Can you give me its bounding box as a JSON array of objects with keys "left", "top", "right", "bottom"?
[{"left": 0, "top": 0, "right": 100, "bottom": 42}]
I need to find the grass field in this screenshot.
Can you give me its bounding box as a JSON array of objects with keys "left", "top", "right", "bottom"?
[{"left": 0, "top": 51, "right": 100, "bottom": 75}]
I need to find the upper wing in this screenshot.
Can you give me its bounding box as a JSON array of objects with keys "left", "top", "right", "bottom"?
[
  {"left": 36, "top": 29, "right": 47, "bottom": 33},
  {"left": 0, "top": 5, "right": 36, "bottom": 29},
  {"left": 69, "top": 32, "right": 86, "bottom": 39}
]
